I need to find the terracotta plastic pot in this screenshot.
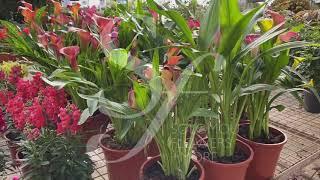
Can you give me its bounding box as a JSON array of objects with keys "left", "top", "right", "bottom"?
[
  {"left": 200, "top": 140, "right": 253, "bottom": 180},
  {"left": 303, "top": 90, "right": 320, "bottom": 113},
  {"left": 140, "top": 155, "right": 205, "bottom": 180},
  {"left": 146, "top": 139, "right": 159, "bottom": 157},
  {"left": 99, "top": 130, "right": 148, "bottom": 180},
  {"left": 80, "top": 113, "right": 110, "bottom": 144},
  {"left": 238, "top": 124, "right": 287, "bottom": 180},
  {"left": 3, "top": 130, "right": 21, "bottom": 165}
]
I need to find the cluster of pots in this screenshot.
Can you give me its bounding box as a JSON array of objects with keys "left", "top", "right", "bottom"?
[
  {"left": 2, "top": 112, "right": 287, "bottom": 180},
  {"left": 97, "top": 119, "right": 287, "bottom": 180}
]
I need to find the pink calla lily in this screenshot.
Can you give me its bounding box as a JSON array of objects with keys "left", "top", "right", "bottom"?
[
  {"left": 188, "top": 18, "right": 200, "bottom": 29},
  {"left": 59, "top": 46, "right": 80, "bottom": 71},
  {"left": 267, "top": 10, "right": 285, "bottom": 26},
  {"left": 20, "top": 0, "right": 33, "bottom": 10},
  {"left": 279, "top": 31, "right": 300, "bottom": 43},
  {"left": 93, "top": 14, "right": 113, "bottom": 31},
  {"left": 245, "top": 34, "right": 260, "bottom": 44}
]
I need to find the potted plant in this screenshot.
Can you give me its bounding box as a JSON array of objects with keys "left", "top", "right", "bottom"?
[
  {"left": 237, "top": 10, "right": 308, "bottom": 180},
  {"left": 151, "top": 0, "right": 311, "bottom": 179},
  {"left": 135, "top": 48, "right": 207, "bottom": 179},
  {"left": 293, "top": 24, "right": 320, "bottom": 113},
  {"left": 19, "top": 129, "right": 94, "bottom": 180}
]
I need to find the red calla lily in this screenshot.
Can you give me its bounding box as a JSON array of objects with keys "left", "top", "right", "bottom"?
[
  {"left": 0, "top": 29, "right": 7, "bottom": 40},
  {"left": 167, "top": 56, "right": 183, "bottom": 66},
  {"left": 93, "top": 14, "right": 113, "bottom": 31},
  {"left": 149, "top": 9, "right": 158, "bottom": 22},
  {"left": 59, "top": 46, "right": 80, "bottom": 71},
  {"left": 188, "top": 18, "right": 200, "bottom": 29},
  {"left": 279, "top": 31, "right": 300, "bottom": 42}
]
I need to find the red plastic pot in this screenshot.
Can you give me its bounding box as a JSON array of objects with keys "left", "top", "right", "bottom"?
[
  {"left": 146, "top": 139, "right": 159, "bottom": 157},
  {"left": 80, "top": 113, "right": 110, "bottom": 144},
  {"left": 99, "top": 130, "right": 148, "bottom": 180},
  {"left": 200, "top": 140, "right": 253, "bottom": 180},
  {"left": 140, "top": 155, "right": 205, "bottom": 180},
  {"left": 3, "top": 130, "right": 21, "bottom": 165},
  {"left": 238, "top": 124, "right": 287, "bottom": 180}
]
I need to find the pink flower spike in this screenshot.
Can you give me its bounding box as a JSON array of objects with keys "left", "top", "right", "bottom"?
[
  {"left": 59, "top": 46, "right": 80, "bottom": 71},
  {"left": 279, "top": 31, "right": 300, "bottom": 43},
  {"left": 245, "top": 34, "right": 260, "bottom": 45},
  {"left": 12, "top": 175, "right": 20, "bottom": 180}
]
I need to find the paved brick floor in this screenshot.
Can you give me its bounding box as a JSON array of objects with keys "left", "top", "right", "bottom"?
[{"left": 1, "top": 93, "right": 320, "bottom": 180}]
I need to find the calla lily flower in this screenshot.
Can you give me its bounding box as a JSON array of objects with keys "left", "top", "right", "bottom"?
[
  {"left": 38, "top": 33, "right": 49, "bottom": 48},
  {"left": 257, "top": 18, "right": 273, "bottom": 32},
  {"left": 19, "top": 6, "right": 35, "bottom": 23},
  {"left": 22, "top": 27, "right": 30, "bottom": 35},
  {"left": 167, "top": 56, "right": 183, "bottom": 66},
  {"left": 55, "top": 14, "right": 71, "bottom": 25},
  {"left": 279, "top": 31, "right": 300, "bottom": 43},
  {"left": 80, "top": 6, "right": 97, "bottom": 25},
  {"left": 128, "top": 89, "right": 137, "bottom": 109},
  {"left": 0, "top": 29, "right": 7, "bottom": 40},
  {"left": 267, "top": 10, "right": 285, "bottom": 26},
  {"left": 50, "top": 0, "right": 62, "bottom": 15},
  {"left": 20, "top": 0, "right": 33, "bottom": 10},
  {"left": 188, "top": 18, "right": 200, "bottom": 29},
  {"left": 93, "top": 14, "right": 113, "bottom": 31},
  {"left": 149, "top": 9, "right": 159, "bottom": 22},
  {"left": 245, "top": 34, "right": 260, "bottom": 44},
  {"left": 59, "top": 46, "right": 80, "bottom": 71},
  {"left": 68, "top": 3, "right": 81, "bottom": 19},
  {"left": 292, "top": 57, "right": 306, "bottom": 70},
  {"left": 143, "top": 67, "right": 153, "bottom": 80}
]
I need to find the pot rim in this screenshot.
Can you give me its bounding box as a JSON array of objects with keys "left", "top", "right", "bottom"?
[
  {"left": 3, "top": 130, "right": 22, "bottom": 143},
  {"left": 15, "top": 151, "right": 28, "bottom": 162},
  {"left": 140, "top": 155, "right": 205, "bottom": 180},
  {"left": 200, "top": 140, "right": 254, "bottom": 167},
  {"left": 99, "top": 129, "right": 148, "bottom": 153},
  {"left": 238, "top": 123, "right": 288, "bottom": 147}
]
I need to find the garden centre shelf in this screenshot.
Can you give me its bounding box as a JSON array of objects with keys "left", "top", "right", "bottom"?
[{"left": 1, "top": 93, "right": 320, "bottom": 180}]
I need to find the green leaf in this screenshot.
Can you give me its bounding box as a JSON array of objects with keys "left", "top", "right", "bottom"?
[
  {"left": 41, "top": 77, "right": 69, "bottom": 89},
  {"left": 133, "top": 82, "right": 150, "bottom": 110},
  {"left": 152, "top": 49, "right": 160, "bottom": 76},
  {"left": 240, "top": 84, "right": 276, "bottom": 96},
  {"left": 189, "top": 108, "right": 219, "bottom": 119},
  {"left": 269, "top": 105, "right": 285, "bottom": 112},
  {"left": 78, "top": 108, "right": 91, "bottom": 125},
  {"left": 199, "top": 0, "right": 219, "bottom": 50},
  {"left": 109, "top": 48, "right": 128, "bottom": 69},
  {"left": 35, "top": 6, "right": 47, "bottom": 25}
]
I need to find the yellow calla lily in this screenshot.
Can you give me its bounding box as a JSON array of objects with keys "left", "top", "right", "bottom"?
[
  {"left": 292, "top": 57, "right": 306, "bottom": 70},
  {"left": 257, "top": 18, "right": 274, "bottom": 33},
  {"left": 303, "top": 79, "right": 315, "bottom": 88}
]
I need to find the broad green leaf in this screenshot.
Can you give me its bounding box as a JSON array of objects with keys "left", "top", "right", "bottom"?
[
  {"left": 133, "top": 82, "right": 150, "bottom": 110},
  {"left": 109, "top": 48, "right": 128, "bottom": 69},
  {"left": 199, "top": 0, "right": 219, "bottom": 50}
]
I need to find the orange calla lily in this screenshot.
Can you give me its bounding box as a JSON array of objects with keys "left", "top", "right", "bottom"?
[
  {"left": 50, "top": 0, "right": 62, "bottom": 15},
  {"left": 19, "top": 6, "right": 35, "bottom": 23},
  {"left": 167, "top": 55, "right": 183, "bottom": 66},
  {"left": 68, "top": 3, "right": 81, "bottom": 18}
]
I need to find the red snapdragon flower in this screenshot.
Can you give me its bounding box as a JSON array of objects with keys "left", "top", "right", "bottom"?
[
  {"left": 59, "top": 46, "right": 80, "bottom": 71},
  {"left": 57, "top": 104, "right": 81, "bottom": 135}
]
